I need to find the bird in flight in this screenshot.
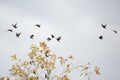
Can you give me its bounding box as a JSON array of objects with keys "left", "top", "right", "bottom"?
[
  {"left": 12, "top": 23, "right": 17, "bottom": 28},
  {"left": 47, "top": 37, "right": 51, "bottom": 41},
  {"left": 30, "top": 34, "right": 34, "bottom": 39},
  {"left": 111, "top": 30, "right": 117, "bottom": 34},
  {"left": 6, "top": 29, "right": 13, "bottom": 32},
  {"left": 56, "top": 36, "right": 62, "bottom": 42},
  {"left": 101, "top": 24, "right": 107, "bottom": 29},
  {"left": 99, "top": 36, "right": 103, "bottom": 40},
  {"left": 51, "top": 34, "right": 55, "bottom": 38},
  {"left": 35, "top": 24, "right": 41, "bottom": 28},
  {"left": 16, "top": 32, "right": 21, "bottom": 38}
]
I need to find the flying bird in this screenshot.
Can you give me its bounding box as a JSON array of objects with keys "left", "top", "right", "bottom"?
[
  {"left": 99, "top": 36, "right": 103, "bottom": 40},
  {"left": 51, "top": 35, "right": 55, "bottom": 38},
  {"left": 16, "top": 32, "right": 21, "bottom": 38},
  {"left": 101, "top": 24, "right": 107, "bottom": 29},
  {"left": 6, "top": 29, "right": 13, "bottom": 32},
  {"left": 47, "top": 37, "right": 51, "bottom": 41},
  {"left": 35, "top": 24, "right": 41, "bottom": 28},
  {"left": 30, "top": 34, "right": 34, "bottom": 39},
  {"left": 111, "top": 30, "right": 117, "bottom": 34},
  {"left": 12, "top": 23, "right": 17, "bottom": 28},
  {"left": 56, "top": 36, "right": 62, "bottom": 42}
]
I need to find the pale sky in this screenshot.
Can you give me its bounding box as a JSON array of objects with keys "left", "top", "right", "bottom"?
[{"left": 0, "top": 0, "right": 120, "bottom": 80}]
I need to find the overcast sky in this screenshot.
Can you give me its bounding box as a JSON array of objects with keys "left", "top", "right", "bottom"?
[{"left": 0, "top": 0, "right": 120, "bottom": 80}]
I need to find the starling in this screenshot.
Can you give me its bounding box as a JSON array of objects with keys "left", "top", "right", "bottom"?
[
  {"left": 56, "top": 36, "right": 62, "bottom": 42},
  {"left": 112, "top": 30, "right": 117, "bottom": 34},
  {"left": 30, "top": 34, "right": 34, "bottom": 39},
  {"left": 12, "top": 23, "right": 17, "bottom": 28},
  {"left": 101, "top": 24, "right": 107, "bottom": 29},
  {"left": 99, "top": 36, "right": 103, "bottom": 40},
  {"left": 51, "top": 35, "right": 55, "bottom": 38},
  {"left": 6, "top": 29, "right": 13, "bottom": 32},
  {"left": 47, "top": 37, "right": 51, "bottom": 41},
  {"left": 35, "top": 24, "right": 41, "bottom": 28},
  {"left": 16, "top": 32, "right": 21, "bottom": 38}
]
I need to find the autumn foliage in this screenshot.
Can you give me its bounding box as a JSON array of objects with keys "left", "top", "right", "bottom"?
[{"left": 0, "top": 42, "right": 100, "bottom": 80}]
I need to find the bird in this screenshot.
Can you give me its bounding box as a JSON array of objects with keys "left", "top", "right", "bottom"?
[
  {"left": 51, "top": 34, "right": 55, "bottom": 38},
  {"left": 101, "top": 24, "right": 107, "bottom": 29},
  {"left": 111, "top": 30, "right": 117, "bottom": 34},
  {"left": 99, "top": 36, "right": 103, "bottom": 40},
  {"left": 12, "top": 23, "right": 17, "bottom": 28},
  {"left": 47, "top": 37, "right": 51, "bottom": 41},
  {"left": 35, "top": 24, "right": 41, "bottom": 28},
  {"left": 6, "top": 29, "right": 13, "bottom": 32},
  {"left": 16, "top": 32, "right": 21, "bottom": 38},
  {"left": 30, "top": 34, "right": 34, "bottom": 39},
  {"left": 56, "top": 36, "right": 62, "bottom": 42}
]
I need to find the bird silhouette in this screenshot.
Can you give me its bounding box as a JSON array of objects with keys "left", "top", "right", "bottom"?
[
  {"left": 6, "top": 29, "right": 13, "bottom": 32},
  {"left": 99, "top": 36, "right": 103, "bottom": 40},
  {"left": 47, "top": 37, "right": 51, "bottom": 41},
  {"left": 16, "top": 32, "right": 21, "bottom": 38},
  {"left": 30, "top": 34, "right": 34, "bottom": 39},
  {"left": 51, "top": 35, "right": 55, "bottom": 38},
  {"left": 101, "top": 24, "right": 107, "bottom": 29},
  {"left": 56, "top": 36, "right": 62, "bottom": 42},
  {"left": 12, "top": 23, "right": 17, "bottom": 28},
  {"left": 111, "top": 30, "right": 117, "bottom": 34},
  {"left": 35, "top": 24, "right": 41, "bottom": 28}
]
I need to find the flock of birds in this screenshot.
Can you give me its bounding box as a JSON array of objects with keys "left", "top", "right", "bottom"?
[
  {"left": 5, "top": 23, "right": 118, "bottom": 41},
  {"left": 98, "top": 24, "right": 118, "bottom": 40},
  {"left": 47, "top": 35, "right": 62, "bottom": 42},
  {"left": 5, "top": 23, "right": 62, "bottom": 42}
]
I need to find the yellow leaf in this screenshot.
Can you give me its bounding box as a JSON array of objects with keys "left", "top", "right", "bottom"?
[
  {"left": 68, "top": 55, "right": 74, "bottom": 59},
  {"left": 94, "top": 66, "right": 100, "bottom": 75},
  {"left": 10, "top": 54, "right": 17, "bottom": 60},
  {"left": 40, "top": 42, "right": 46, "bottom": 48},
  {"left": 63, "top": 75, "right": 70, "bottom": 80},
  {"left": 41, "top": 64, "right": 44, "bottom": 69}
]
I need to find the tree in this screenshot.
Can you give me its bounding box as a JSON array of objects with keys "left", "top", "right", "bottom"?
[{"left": 1, "top": 42, "right": 100, "bottom": 80}]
